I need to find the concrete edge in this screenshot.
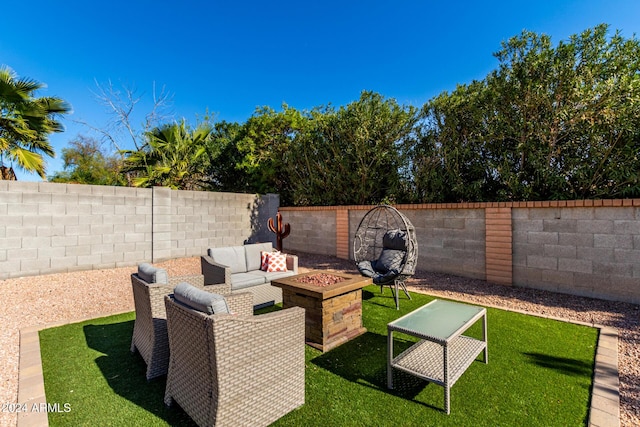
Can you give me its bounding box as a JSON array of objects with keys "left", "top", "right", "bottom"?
[{"left": 17, "top": 311, "right": 132, "bottom": 427}]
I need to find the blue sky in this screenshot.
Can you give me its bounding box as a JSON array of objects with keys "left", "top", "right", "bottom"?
[{"left": 2, "top": 0, "right": 640, "bottom": 181}]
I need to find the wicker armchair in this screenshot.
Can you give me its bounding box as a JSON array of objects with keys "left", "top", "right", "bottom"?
[
  {"left": 130, "top": 265, "right": 230, "bottom": 380},
  {"left": 164, "top": 293, "right": 306, "bottom": 427}
]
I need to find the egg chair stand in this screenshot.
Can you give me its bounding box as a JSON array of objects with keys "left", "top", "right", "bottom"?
[{"left": 353, "top": 205, "right": 418, "bottom": 309}]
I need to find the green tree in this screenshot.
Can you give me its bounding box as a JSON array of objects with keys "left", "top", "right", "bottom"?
[
  {"left": 235, "top": 105, "right": 308, "bottom": 203},
  {"left": 413, "top": 24, "right": 640, "bottom": 202},
  {"left": 288, "top": 91, "right": 418, "bottom": 206},
  {"left": 413, "top": 81, "right": 496, "bottom": 203},
  {"left": 486, "top": 24, "right": 640, "bottom": 200},
  {"left": 121, "top": 120, "right": 212, "bottom": 190},
  {"left": 0, "top": 66, "right": 71, "bottom": 179},
  {"left": 48, "top": 135, "right": 125, "bottom": 185},
  {"left": 202, "top": 120, "right": 251, "bottom": 192}
]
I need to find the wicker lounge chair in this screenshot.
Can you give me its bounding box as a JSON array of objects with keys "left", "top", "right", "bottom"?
[
  {"left": 164, "top": 288, "right": 306, "bottom": 427},
  {"left": 354, "top": 205, "right": 418, "bottom": 309},
  {"left": 130, "top": 263, "right": 229, "bottom": 380}
]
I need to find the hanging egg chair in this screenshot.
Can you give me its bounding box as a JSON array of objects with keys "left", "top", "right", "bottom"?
[{"left": 353, "top": 205, "right": 418, "bottom": 309}]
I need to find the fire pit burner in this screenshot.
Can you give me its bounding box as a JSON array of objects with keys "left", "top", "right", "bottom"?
[{"left": 294, "top": 273, "right": 347, "bottom": 287}]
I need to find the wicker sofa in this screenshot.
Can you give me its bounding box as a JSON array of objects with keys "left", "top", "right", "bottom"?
[
  {"left": 130, "top": 263, "right": 229, "bottom": 380},
  {"left": 200, "top": 242, "right": 298, "bottom": 309},
  {"left": 164, "top": 285, "right": 305, "bottom": 427}
]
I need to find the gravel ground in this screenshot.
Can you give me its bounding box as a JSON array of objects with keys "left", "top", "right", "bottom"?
[{"left": 1, "top": 253, "right": 638, "bottom": 427}]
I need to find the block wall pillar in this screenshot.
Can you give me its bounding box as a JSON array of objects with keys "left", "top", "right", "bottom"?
[
  {"left": 152, "top": 186, "right": 173, "bottom": 262},
  {"left": 336, "top": 209, "right": 349, "bottom": 259},
  {"left": 485, "top": 207, "right": 513, "bottom": 285}
]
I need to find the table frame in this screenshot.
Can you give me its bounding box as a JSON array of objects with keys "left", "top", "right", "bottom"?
[{"left": 387, "top": 299, "right": 487, "bottom": 414}]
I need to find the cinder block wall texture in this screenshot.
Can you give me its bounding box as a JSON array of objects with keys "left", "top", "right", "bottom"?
[
  {"left": 281, "top": 204, "right": 486, "bottom": 280},
  {"left": 282, "top": 208, "right": 337, "bottom": 256},
  {"left": 0, "top": 181, "right": 277, "bottom": 280},
  {"left": 512, "top": 204, "right": 640, "bottom": 303},
  {"left": 4, "top": 179, "right": 639, "bottom": 305},
  {"left": 279, "top": 200, "right": 640, "bottom": 305}
]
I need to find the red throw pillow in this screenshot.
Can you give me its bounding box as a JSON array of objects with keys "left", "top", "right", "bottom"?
[
  {"left": 260, "top": 250, "right": 280, "bottom": 271},
  {"left": 260, "top": 251, "right": 270, "bottom": 271},
  {"left": 266, "top": 252, "right": 288, "bottom": 272}
]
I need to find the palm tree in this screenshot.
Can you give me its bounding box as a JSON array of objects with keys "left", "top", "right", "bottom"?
[
  {"left": 0, "top": 66, "right": 71, "bottom": 179},
  {"left": 122, "top": 120, "right": 211, "bottom": 190}
]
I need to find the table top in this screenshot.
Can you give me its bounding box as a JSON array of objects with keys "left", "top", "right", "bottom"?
[
  {"left": 271, "top": 270, "right": 372, "bottom": 299},
  {"left": 388, "top": 299, "right": 485, "bottom": 343}
]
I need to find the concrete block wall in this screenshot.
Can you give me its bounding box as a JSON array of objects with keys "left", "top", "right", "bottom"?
[
  {"left": 0, "top": 181, "right": 152, "bottom": 279},
  {"left": 405, "top": 207, "right": 486, "bottom": 280},
  {"left": 163, "top": 189, "right": 278, "bottom": 260},
  {"left": 282, "top": 204, "right": 487, "bottom": 281},
  {"left": 513, "top": 204, "right": 640, "bottom": 303},
  {"left": 280, "top": 208, "right": 337, "bottom": 256},
  {"left": 0, "top": 181, "right": 277, "bottom": 280},
  {"left": 4, "top": 178, "right": 639, "bottom": 304},
  {"left": 280, "top": 200, "right": 640, "bottom": 305}
]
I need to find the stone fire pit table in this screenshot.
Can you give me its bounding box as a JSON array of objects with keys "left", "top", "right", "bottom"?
[{"left": 271, "top": 270, "right": 371, "bottom": 352}]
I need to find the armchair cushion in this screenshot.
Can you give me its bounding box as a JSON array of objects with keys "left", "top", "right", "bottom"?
[
  {"left": 173, "top": 282, "right": 230, "bottom": 314},
  {"left": 137, "top": 263, "right": 169, "bottom": 284},
  {"left": 356, "top": 260, "right": 399, "bottom": 285},
  {"left": 375, "top": 249, "right": 405, "bottom": 274},
  {"left": 383, "top": 229, "right": 409, "bottom": 251},
  {"left": 356, "top": 260, "right": 377, "bottom": 278}
]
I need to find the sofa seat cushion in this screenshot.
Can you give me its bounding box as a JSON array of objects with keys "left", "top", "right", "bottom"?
[
  {"left": 137, "top": 263, "right": 169, "bottom": 284},
  {"left": 173, "top": 282, "right": 230, "bottom": 314},
  {"left": 230, "top": 272, "right": 268, "bottom": 290},
  {"left": 375, "top": 249, "right": 406, "bottom": 273},
  {"left": 248, "top": 269, "right": 295, "bottom": 282},
  {"left": 208, "top": 246, "right": 247, "bottom": 273}
]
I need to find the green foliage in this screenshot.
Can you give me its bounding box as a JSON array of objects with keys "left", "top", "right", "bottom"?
[
  {"left": 121, "top": 120, "right": 212, "bottom": 190},
  {"left": 413, "top": 24, "right": 640, "bottom": 202},
  {"left": 234, "top": 104, "right": 308, "bottom": 203},
  {"left": 0, "top": 66, "right": 71, "bottom": 179},
  {"left": 201, "top": 120, "right": 251, "bottom": 192},
  {"left": 48, "top": 136, "right": 126, "bottom": 185},
  {"left": 412, "top": 81, "right": 496, "bottom": 202},
  {"left": 287, "top": 91, "right": 418, "bottom": 205}
]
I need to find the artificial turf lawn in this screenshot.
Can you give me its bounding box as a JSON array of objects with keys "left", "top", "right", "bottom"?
[{"left": 39, "top": 286, "right": 598, "bottom": 426}]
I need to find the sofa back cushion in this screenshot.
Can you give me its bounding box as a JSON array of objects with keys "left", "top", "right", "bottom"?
[
  {"left": 173, "top": 282, "right": 230, "bottom": 314},
  {"left": 137, "top": 263, "right": 169, "bottom": 284},
  {"left": 244, "top": 242, "right": 274, "bottom": 272},
  {"left": 208, "top": 246, "right": 247, "bottom": 273}
]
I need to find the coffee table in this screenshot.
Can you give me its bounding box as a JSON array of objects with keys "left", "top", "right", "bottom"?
[
  {"left": 271, "top": 271, "right": 371, "bottom": 352},
  {"left": 387, "top": 299, "right": 487, "bottom": 414}
]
